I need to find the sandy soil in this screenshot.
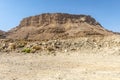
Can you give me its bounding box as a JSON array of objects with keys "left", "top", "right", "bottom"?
[{"left": 0, "top": 52, "right": 120, "bottom": 80}]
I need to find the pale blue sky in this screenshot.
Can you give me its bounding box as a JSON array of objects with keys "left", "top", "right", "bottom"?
[{"left": 0, "top": 0, "right": 120, "bottom": 32}]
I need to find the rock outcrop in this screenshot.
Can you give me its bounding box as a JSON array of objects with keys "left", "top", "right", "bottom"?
[{"left": 7, "top": 13, "right": 114, "bottom": 40}]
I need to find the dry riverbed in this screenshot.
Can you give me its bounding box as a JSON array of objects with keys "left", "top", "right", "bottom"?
[{"left": 0, "top": 52, "right": 120, "bottom": 80}]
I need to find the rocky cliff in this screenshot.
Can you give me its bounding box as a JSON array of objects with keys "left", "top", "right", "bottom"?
[{"left": 7, "top": 13, "right": 114, "bottom": 40}]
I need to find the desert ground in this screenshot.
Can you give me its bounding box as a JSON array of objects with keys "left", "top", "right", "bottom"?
[{"left": 0, "top": 51, "right": 120, "bottom": 80}]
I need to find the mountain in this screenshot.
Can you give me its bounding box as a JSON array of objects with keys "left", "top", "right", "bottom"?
[
  {"left": 0, "top": 30, "right": 6, "bottom": 39},
  {"left": 6, "top": 13, "right": 114, "bottom": 40}
]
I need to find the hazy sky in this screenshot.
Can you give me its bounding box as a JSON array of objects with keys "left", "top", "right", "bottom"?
[{"left": 0, "top": 0, "right": 120, "bottom": 32}]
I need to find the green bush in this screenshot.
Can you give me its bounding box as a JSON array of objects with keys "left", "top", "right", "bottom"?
[{"left": 22, "top": 48, "right": 31, "bottom": 53}]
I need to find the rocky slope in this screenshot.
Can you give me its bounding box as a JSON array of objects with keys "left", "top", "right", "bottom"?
[
  {"left": 7, "top": 13, "right": 114, "bottom": 40},
  {"left": 0, "top": 30, "right": 6, "bottom": 39},
  {"left": 0, "top": 35, "right": 120, "bottom": 55}
]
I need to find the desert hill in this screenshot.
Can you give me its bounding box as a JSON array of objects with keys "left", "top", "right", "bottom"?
[
  {"left": 0, "top": 30, "right": 4, "bottom": 35},
  {"left": 0, "top": 30, "right": 5, "bottom": 39},
  {"left": 0, "top": 13, "right": 120, "bottom": 80},
  {"left": 6, "top": 13, "right": 114, "bottom": 40},
  {"left": 0, "top": 13, "right": 119, "bottom": 54}
]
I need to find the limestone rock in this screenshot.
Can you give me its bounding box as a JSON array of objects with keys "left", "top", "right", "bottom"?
[{"left": 7, "top": 13, "right": 114, "bottom": 40}]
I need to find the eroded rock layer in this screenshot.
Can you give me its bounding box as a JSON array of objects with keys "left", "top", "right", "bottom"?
[{"left": 7, "top": 13, "right": 113, "bottom": 40}]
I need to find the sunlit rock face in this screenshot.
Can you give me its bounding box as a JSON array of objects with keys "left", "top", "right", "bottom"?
[{"left": 7, "top": 13, "right": 113, "bottom": 40}]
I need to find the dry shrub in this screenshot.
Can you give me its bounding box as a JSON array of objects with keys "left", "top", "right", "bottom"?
[
  {"left": 8, "top": 43, "right": 16, "bottom": 50},
  {"left": 17, "top": 40, "right": 27, "bottom": 48},
  {"left": 47, "top": 47, "right": 54, "bottom": 52},
  {"left": 32, "top": 45, "right": 42, "bottom": 50}
]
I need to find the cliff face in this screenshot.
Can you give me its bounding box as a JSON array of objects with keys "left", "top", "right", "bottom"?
[
  {"left": 7, "top": 13, "right": 113, "bottom": 40},
  {"left": 19, "top": 13, "right": 100, "bottom": 27}
]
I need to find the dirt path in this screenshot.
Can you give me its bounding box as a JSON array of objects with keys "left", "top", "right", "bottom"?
[{"left": 0, "top": 52, "right": 120, "bottom": 80}]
